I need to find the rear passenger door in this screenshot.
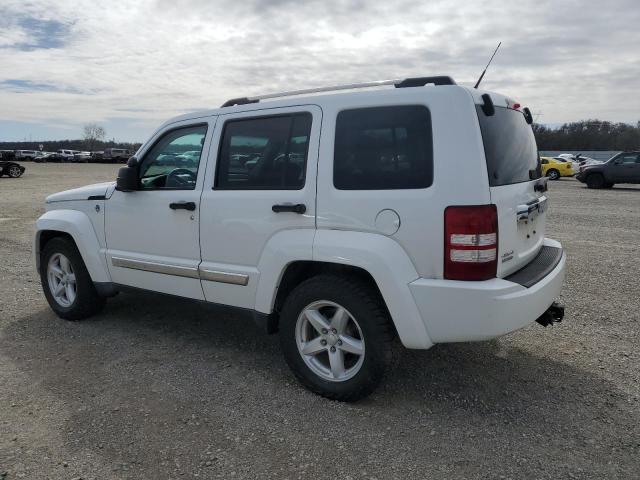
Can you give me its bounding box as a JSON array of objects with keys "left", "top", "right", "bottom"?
[{"left": 198, "top": 105, "right": 321, "bottom": 308}]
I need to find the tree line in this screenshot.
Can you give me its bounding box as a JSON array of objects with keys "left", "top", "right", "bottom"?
[
  {"left": 2, "top": 119, "right": 639, "bottom": 154},
  {"left": 0, "top": 139, "right": 142, "bottom": 152},
  {"left": 0, "top": 123, "right": 141, "bottom": 153},
  {"left": 533, "top": 120, "right": 640, "bottom": 151}
]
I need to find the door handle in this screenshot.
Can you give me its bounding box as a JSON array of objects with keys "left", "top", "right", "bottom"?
[
  {"left": 169, "top": 201, "right": 196, "bottom": 211},
  {"left": 272, "top": 203, "right": 306, "bottom": 214}
]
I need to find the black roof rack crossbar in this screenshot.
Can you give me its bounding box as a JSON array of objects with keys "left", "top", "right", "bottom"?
[
  {"left": 220, "top": 97, "right": 260, "bottom": 108},
  {"left": 394, "top": 76, "right": 457, "bottom": 88}
]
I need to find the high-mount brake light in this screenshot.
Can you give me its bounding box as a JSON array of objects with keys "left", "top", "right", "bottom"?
[{"left": 444, "top": 205, "right": 498, "bottom": 281}]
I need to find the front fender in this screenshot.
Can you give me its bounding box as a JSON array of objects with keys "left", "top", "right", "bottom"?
[
  {"left": 34, "top": 209, "right": 111, "bottom": 283},
  {"left": 312, "top": 230, "right": 433, "bottom": 349}
]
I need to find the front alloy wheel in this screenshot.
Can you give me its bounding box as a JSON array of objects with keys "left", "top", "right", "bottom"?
[
  {"left": 47, "top": 253, "right": 77, "bottom": 307},
  {"left": 8, "top": 165, "right": 22, "bottom": 177},
  {"left": 296, "top": 301, "right": 365, "bottom": 382},
  {"left": 40, "top": 237, "right": 105, "bottom": 320}
]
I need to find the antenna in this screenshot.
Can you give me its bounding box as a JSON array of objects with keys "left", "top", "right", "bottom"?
[{"left": 474, "top": 42, "right": 502, "bottom": 89}]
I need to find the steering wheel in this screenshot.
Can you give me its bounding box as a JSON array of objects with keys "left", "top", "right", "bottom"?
[{"left": 166, "top": 168, "right": 197, "bottom": 187}]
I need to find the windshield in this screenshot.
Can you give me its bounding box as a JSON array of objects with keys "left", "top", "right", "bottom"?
[{"left": 476, "top": 105, "right": 541, "bottom": 186}]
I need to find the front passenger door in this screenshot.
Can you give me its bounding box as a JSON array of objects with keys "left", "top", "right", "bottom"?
[
  {"left": 610, "top": 153, "right": 640, "bottom": 182},
  {"left": 105, "top": 119, "right": 215, "bottom": 299}
]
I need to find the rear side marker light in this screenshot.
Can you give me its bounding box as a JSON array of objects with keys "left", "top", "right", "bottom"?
[{"left": 444, "top": 205, "right": 498, "bottom": 281}]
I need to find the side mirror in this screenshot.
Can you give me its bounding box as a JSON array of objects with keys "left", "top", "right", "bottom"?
[{"left": 116, "top": 156, "right": 139, "bottom": 192}]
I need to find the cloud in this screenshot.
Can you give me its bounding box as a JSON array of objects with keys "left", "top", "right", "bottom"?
[
  {"left": 0, "top": 0, "right": 639, "bottom": 141},
  {"left": 1, "top": 78, "right": 84, "bottom": 93}
]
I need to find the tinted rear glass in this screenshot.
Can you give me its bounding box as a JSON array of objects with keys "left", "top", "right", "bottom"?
[
  {"left": 476, "top": 105, "right": 541, "bottom": 186},
  {"left": 334, "top": 105, "right": 433, "bottom": 190}
]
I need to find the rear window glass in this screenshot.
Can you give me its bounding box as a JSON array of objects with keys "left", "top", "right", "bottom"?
[
  {"left": 215, "top": 113, "right": 312, "bottom": 190},
  {"left": 334, "top": 105, "right": 433, "bottom": 190},
  {"left": 476, "top": 105, "right": 541, "bottom": 186}
]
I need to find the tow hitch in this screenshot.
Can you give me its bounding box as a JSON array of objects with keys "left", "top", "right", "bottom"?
[{"left": 536, "top": 302, "right": 565, "bottom": 327}]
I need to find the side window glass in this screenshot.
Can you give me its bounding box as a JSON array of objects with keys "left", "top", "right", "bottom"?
[
  {"left": 334, "top": 106, "right": 433, "bottom": 190},
  {"left": 138, "top": 125, "right": 208, "bottom": 190},
  {"left": 615, "top": 154, "right": 633, "bottom": 164},
  {"left": 215, "top": 113, "right": 312, "bottom": 190}
]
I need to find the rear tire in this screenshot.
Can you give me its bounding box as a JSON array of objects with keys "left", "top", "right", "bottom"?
[
  {"left": 279, "top": 274, "right": 395, "bottom": 401},
  {"left": 547, "top": 169, "right": 560, "bottom": 180},
  {"left": 40, "top": 237, "right": 106, "bottom": 321},
  {"left": 585, "top": 174, "right": 605, "bottom": 189}
]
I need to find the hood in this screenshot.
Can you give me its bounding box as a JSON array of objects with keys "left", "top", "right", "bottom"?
[{"left": 46, "top": 181, "right": 116, "bottom": 203}]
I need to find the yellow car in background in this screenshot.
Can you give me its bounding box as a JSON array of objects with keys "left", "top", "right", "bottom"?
[{"left": 540, "top": 156, "right": 575, "bottom": 180}]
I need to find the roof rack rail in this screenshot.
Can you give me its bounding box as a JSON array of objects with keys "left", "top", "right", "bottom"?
[{"left": 220, "top": 76, "right": 456, "bottom": 107}]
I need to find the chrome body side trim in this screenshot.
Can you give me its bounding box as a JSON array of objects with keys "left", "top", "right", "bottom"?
[
  {"left": 111, "top": 257, "right": 200, "bottom": 279},
  {"left": 198, "top": 268, "right": 249, "bottom": 286},
  {"left": 111, "top": 257, "right": 249, "bottom": 285}
]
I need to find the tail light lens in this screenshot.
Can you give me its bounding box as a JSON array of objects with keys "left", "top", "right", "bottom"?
[{"left": 444, "top": 205, "right": 498, "bottom": 281}]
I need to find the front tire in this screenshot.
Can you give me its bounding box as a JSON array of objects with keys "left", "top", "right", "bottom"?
[
  {"left": 586, "top": 173, "right": 605, "bottom": 189},
  {"left": 279, "top": 274, "right": 395, "bottom": 401},
  {"left": 8, "top": 165, "right": 23, "bottom": 178},
  {"left": 40, "top": 237, "right": 106, "bottom": 320}
]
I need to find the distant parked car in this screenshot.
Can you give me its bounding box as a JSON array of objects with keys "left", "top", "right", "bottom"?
[
  {"left": 103, "top": 148, "right": 131, "bottom": 163},
  {"left": 0, "top": 150, "right": 16, "bottom": 161},
  {"left": 541, "top": 157, "right": 574, "bottom": 180},
  {"left": 57, "top": 149, "right": 78, "bottom": 161},
  {"left": 15, "top": 150, "right": 38, "bottom": 161},
  {"left": 73, "top": 151, "right": 91, "bottom": 163},
  {"left": 89, "top": 151, "right": 105, "bottom": 162},
  {"left": 576, "top": 151, "right": 640, "bottom": 188},
  {"left": 33, "top": 151, "right": 56, "bottom": 162},
  {"left": 0, "top": 160, "right": 25, "bottom": 177},
  {"left": 576, "top": 156, "right": 603, "bottom": 168}
]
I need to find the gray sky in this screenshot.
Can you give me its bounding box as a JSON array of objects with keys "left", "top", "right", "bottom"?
[{"left": 1, "top": 0, "right": 639, "bottom": 142}]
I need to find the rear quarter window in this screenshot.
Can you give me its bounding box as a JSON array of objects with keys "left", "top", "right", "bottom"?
[
  {"left": 334, "top": 105, "right": 433, "bottom": 190},
  {"left": 476, "top": 105, "right": 541, "bottom": 186}
]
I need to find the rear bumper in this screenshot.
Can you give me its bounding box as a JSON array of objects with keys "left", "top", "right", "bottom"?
[{"left": 409, "top": 238, "right": 566, "bottom": 343}]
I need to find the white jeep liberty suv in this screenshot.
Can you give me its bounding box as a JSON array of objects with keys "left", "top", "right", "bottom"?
[{"left": 35, "top": 76, "right": 566, "bottom": 401}]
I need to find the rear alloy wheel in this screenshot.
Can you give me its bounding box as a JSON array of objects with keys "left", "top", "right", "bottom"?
[
  {"left": 585, "top": 173, "right": 605, "bottom": 189},
  {"left": 295, "top": 300, "right": 366, "bottom": 382},
  {"left": 8, "top": 165, "right": 23, "bottom": 178},
  {"left": 279, "top": 274, "right": 395, "bottom": 401},
  {"left": 547, "top": 168, "right": 560, "bottom": 180}
]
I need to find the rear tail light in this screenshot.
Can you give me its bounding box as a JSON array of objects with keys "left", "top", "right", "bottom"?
[{"left": 444, "top": 205, "right": 498, "bottom": 281}]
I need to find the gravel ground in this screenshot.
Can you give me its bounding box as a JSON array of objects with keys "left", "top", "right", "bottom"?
[{"left": 1, "top": 163, "right": 639, "bottom": 479}]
